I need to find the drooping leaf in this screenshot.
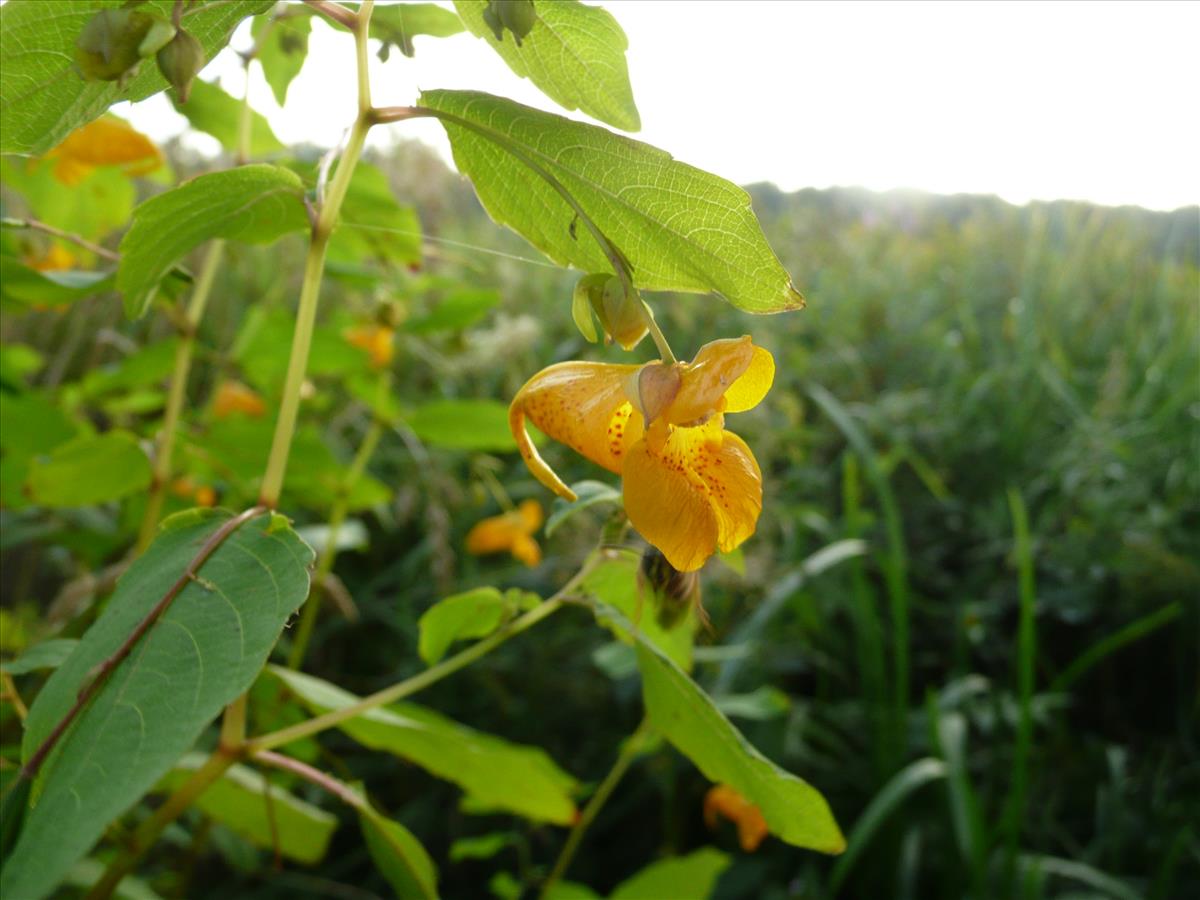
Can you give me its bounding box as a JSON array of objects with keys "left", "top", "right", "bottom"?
[
  {"left": 3, "top": 509, "right": 314, "bottom": 900},
  {"left": 609, "top": 847, "right": 731, "bottom": 900},
  {"left": 0, "top": 0, "right": 273, "bottom": 155},
  {"left": 420, "top": 90, "right": 804, "bottom": 313},
  {"left": 368, "top": 2, "right": 465, "bottom": 58},
  {"left": 117, "top": 164, "right": 308, "bottom": 317},
  {"left": 156, "top": 753, "right": 338, "bottom": 864},
  {"left": 0, "top": 639, "right": 79, "bottom": 676},
  {"left": 252, "top": 10, "right": 312, "bottom": 106},
  {"left": 0, "top": 257, "right": 114, "bottom": 307},
  {"left": 270, "top": 667, "right": 579, "bottom": 825},
  {"left": 629, "top": 625, "right": 845, "bottom": 854},
  {"left": 26, "top": 431, "right": 152, "bottom": 507},
  {"left": 406, "top": 398, "right": 525, "bottom": 451},
  {"left": 418, "top": 587, "right": 537, "bottom": 665},
  {"left": 357, "top": 790, "right": 438, "bottom": 900},
  {"left": 172, "top": 79, "right": 284, "bottom": 157},
  {"left": 454, "top": 1, "right": 639, "bottom": 132}
]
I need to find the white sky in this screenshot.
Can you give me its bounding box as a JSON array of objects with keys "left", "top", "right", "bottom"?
[{"left": 118, "top": 0, "right": 1200, "bottom": 211}]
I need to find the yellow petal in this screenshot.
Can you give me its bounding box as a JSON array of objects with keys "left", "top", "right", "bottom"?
[
  {"left": 510, "top": 534, "right": 542, "bottom": 567},
  {"left": 723, "top": 346, "right": 774, "bottom": 413},
  {"left": 46, "top": 117, "right": 162, "bottom": 186},
  {"left": 622, "top": 436, "right": 719, "bottom": 573},
  {"left": 212, "top": 380, "right": 266, "bottom": 419},
  {"left": 510, "top": 361, "right": 644, "bottom": 501},
  {"left": 465, "top": 513, "right": 520, "bottom": 555},
  {"left": 705, "top": 430, "right": 763, "bottom": 552},
  {"left": 518, "top": 498, "right": 544, "bottom": 532},
  {"left": 667, "top": 336, "right": 756, "bottom": 425},
  {"left": 346, "top": 325, "right": 394, "bottom": 368}
]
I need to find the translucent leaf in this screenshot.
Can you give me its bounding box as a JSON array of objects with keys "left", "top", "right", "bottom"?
[
  {"left": 0, "top": 0, "right": 273, "bottom": 155},
  {"left": 252, "top": 10, "right": 312, "bottom": 106},
  {"left": 26, "top": 431, "right": 152, "bottom": 507},
  {"left": 368, "top": 2, "right": 465, "bottom": 57},
  {"left": 454, "top": 0, "right": 639, "bottom": 131},
  {"left": 609, "top": 847, "right": 731, "bottom": 900},
  {"left": 155, "top": 753, "right": 338, "bottom": 864},
  {"left": 3, "top": 509, "right": 314, "bottom": 900},
  {"left": 270, "top": 666, "right": 579, "bottom": 825},
  {"left": 586, "top": 553, "right": 696, "bottom": 672},
  {"left": 356, "top": 788, "right": 438, "bottom": 900},
  {"left": 172, "top": 79, "right": 284, "bottom": 157},
  {"left": 421, "top": 90, "right": 804, "bottom": 314},
  {"left": 406, "top": 398, "right": 524, "bottom": 451},
  {"left": 117, "top": 164, "right": 308, "bottom": 318},
  {"left": 418, "top": 587, "right": 537, "bottom": 664}
]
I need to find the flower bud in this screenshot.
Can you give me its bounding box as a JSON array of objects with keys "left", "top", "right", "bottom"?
[
  {"left": 156, "top": 28, "right": 205, "bottom": 103},
  {"left": 571, "top": 273, "right": 607, "bottom": 343},
  {"left": 599, "top": 275, "right": 649, "bottom": 350},
  {"left": 76, "top": 9, "right": 175, "bottom": 85},
  {"left": 483, "top": 0, "right": 538, "bottom": 46},
  {"left": 639, "top": 545, "right": 702, "bottom": 630}
]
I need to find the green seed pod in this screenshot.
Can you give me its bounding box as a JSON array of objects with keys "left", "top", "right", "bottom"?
[
  {"left": 481, "top": 2, "right": 504, "bottom": 42},
  {"left": 75, "top": 8, "right": 175, "bottom": 84},
  {"left": 639, "top": 545, "right": 702, "bottom": 630},
  {"left": 156, "top": 28, "right": 205, "bottom": 103},
  {"left": 497, "top": 0, "right": 538, "bottom": 45},
  {"left": 600, "top": 275, "right": 649, "bottom": 350}
]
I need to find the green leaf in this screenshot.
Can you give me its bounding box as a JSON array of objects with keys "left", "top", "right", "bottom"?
[
  {"left": 329, "top": 162, "right": 422, "bottom": 266},
  {"left": 0, "top": 0, "right": 273, "bottom": 155},
  {"left": 0, "top": 390, "right": 77, "bottom": 454},
  {"left": 586, "top": 553, "right": 695, "bottom": 672},
  {"left": 449, "top": 832, "right": 513, "bottom": 862},
  {"left": 118, "top": 164, "right": 308, "bottom": 317},
  {"left": 1, "top": 639, "right": 79, "bottom": 675},
  {"left": 544, "top": 480, "right": 621, "bottom": 537},
  {"left": 80, "top": 339, "right": 179, "bottom": 398},
  {"left": 622, "top": 614, "right": 845, "bottom": 854},
  {"left": 156, "top": 753, "right": 337, "bottom": 864},
  {"left": 2, "top": 157, "right": 135, "bottom": 242},
  {"left": 172, "top": 79, "right": 284, "bottom": 157},
  {"left": 713, "top": 686, "right": 791, "bottom": 722},
  {"left": 406, "top": 398, "right": 523, "bottom": 451},
  {"left": 609, "top": 847, "right": 731, "bottom": 900},
  {"left": 421, "top": 90, "right": 804, "bottom": 313},
  {"left": 3, "top": 509, "right": 314, "bottom": 900},
  {"left": 64, "top": 858, "right": 162, "bottom": 900},
  {"left": 0, "top": 257, "right": 114, "bottom": 307},
  {"left": 27, "top": 431, "right": 151, "bottom": 507},
  {"left": 418, "top": 587, "right": 536, "bottom": 665},
  {"left": 543, "top": 882, "right": 600, "bottom": 900},
  {"left": 369, "top": 2, "right": 465, "bottom": 57},
  {"left": 454, "top": 1, "right": 639, "bottom": 132},
  {"left": 252, "top": 10, "right": 312, "bottom": 106},
  {"left": 269, "top": 666, "right": 579, "bottom": 825},
  {"left": 0, "top": 343, "right": 43, "bottom": 389},
  {"left": 405, "top": 289, "right": 499, "bottom": 334},
  {"left": 357, "top": 791, "right": 439, "bottom": 900}
]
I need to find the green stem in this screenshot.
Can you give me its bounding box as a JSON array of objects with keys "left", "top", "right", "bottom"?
[
  {"left": 259, "top": 1, "right": 374, "bottom": 507},
  {"left": 249, "top": 572, "right": 588, "bottom": 754},
  {"left": 137, "top": 239, "right": 224, "bottom": 553},
  {"left": 287, "top": 385, "right": 388, "bottom": 670},
  {"left": 540, "top": 718, "right": 651, "bottom": 897}
]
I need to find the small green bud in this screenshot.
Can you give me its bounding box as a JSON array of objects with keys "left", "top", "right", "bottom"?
[
  {"left": 571, "top": 273, "right": 607, "bottom": 343},
  {"left": 484, "top": 0, "right": 538, "bottom": 46},
  {"left": 156, "top": 28, "right": 205, "bottom": 103},
  {"left": 75, "top": 9, "right": 175, "bottom": 84},
  {"left": 599, "top": 276, "right": 648, "bottom": 350}
]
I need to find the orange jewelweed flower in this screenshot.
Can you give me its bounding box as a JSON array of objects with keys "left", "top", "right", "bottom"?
[
  {"left": 704, "top": 784, "right": 769, "bottom": 852},
  {"left": 465, "top": 499, "right": 544, "bottom": 567},
  {"left": 45, "top": 117, "right": 163, "bottom": 187},
  {"left": 509, "top": 336, "right": 774, "bottom": 572},
  {"left": 345, "top": 324, "right": 395, "bottom": 369},
  {"left": 26, "top": 244, "right": 77, "bottom": 272},
  {"left": 212, "top": 380, "right": 266, "bottom": 419}
]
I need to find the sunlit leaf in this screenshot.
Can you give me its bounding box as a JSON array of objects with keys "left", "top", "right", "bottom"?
[
  {"left": 454, "top": 0, "right": 639, "bottom": 131},
  {"left": 586, "top": 552, "right": 696, "bottom": 672},
  {"left": 609, "top": 847, "right": 731, "bottom": 900},
  {"left": 406, "top": 398, "right": 525, "bottom": 451},
  {"left": 118, "top": 164, "right": 308, "bottom": 318},
  {"left": 270, "top": 666, "right": 579, "bottom": 825},
  {"left": 418, "top": 587, "right": 537, "bottom": 664},
  {"left": 421, "top": 90, "right": 804, "bottom": 313},
  {"left": 172, "top": 79, "right": 284, "bottom": 157},
  {"left": 253, "top": 9, "right": 312, "bottom": 106},
  {"left": 0, "top": 0, "right": 273, "bottom": 155},
  {"left": 3, "top": 509, "right": 314, "bottom": 900},
  {"left": 368, "top": 2, "right": 465, "bottom": 57}
]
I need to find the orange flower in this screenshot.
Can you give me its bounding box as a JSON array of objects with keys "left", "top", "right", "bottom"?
[
  {"left": 510, "top": 336, "right": 774, "bottom": 572},
  {"left": 704, "top": 784, "right": 769, "bottom": 852},
  {"left": 170, "top": 478, "right": 217, "bottom": 507},
  {"left": 44, "top": 116, "right": 162, "bottom": 187},
  {"left": 465, "top": 499, "right": 544, "bottom": 567},
  {"left": 346, "top": 324, "right": 395, "bottom": 369},
  {"left": 26, "top": 244, "right": 77, "bottom": 272},
  {"left": 212, "top": 380, "right": 266, "bottom": 419}
]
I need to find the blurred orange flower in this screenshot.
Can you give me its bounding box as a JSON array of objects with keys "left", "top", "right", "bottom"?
[
  {"left": 465, "top": 499, "right": 544, "bottom": 567},
  {"left": 346, "top": 324, "right": 395, "bottom": 369},
  {"left": 26, "top": 244, "right": 77, "bottom": 272},
  {"left": 170, "top": 478, "right": 217, "bottom": 507},
  {"left": 704, "top": 784, "right": 768, "bottom": 852},
  {"left": 212, "top": 380, "right": 266, "bottom": 419},
  {"left": 510, "top": 336, "right": 773, "bottom": 571},
  {"left": 45, "top": 117, "right": 162, "bottom": 187}
]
